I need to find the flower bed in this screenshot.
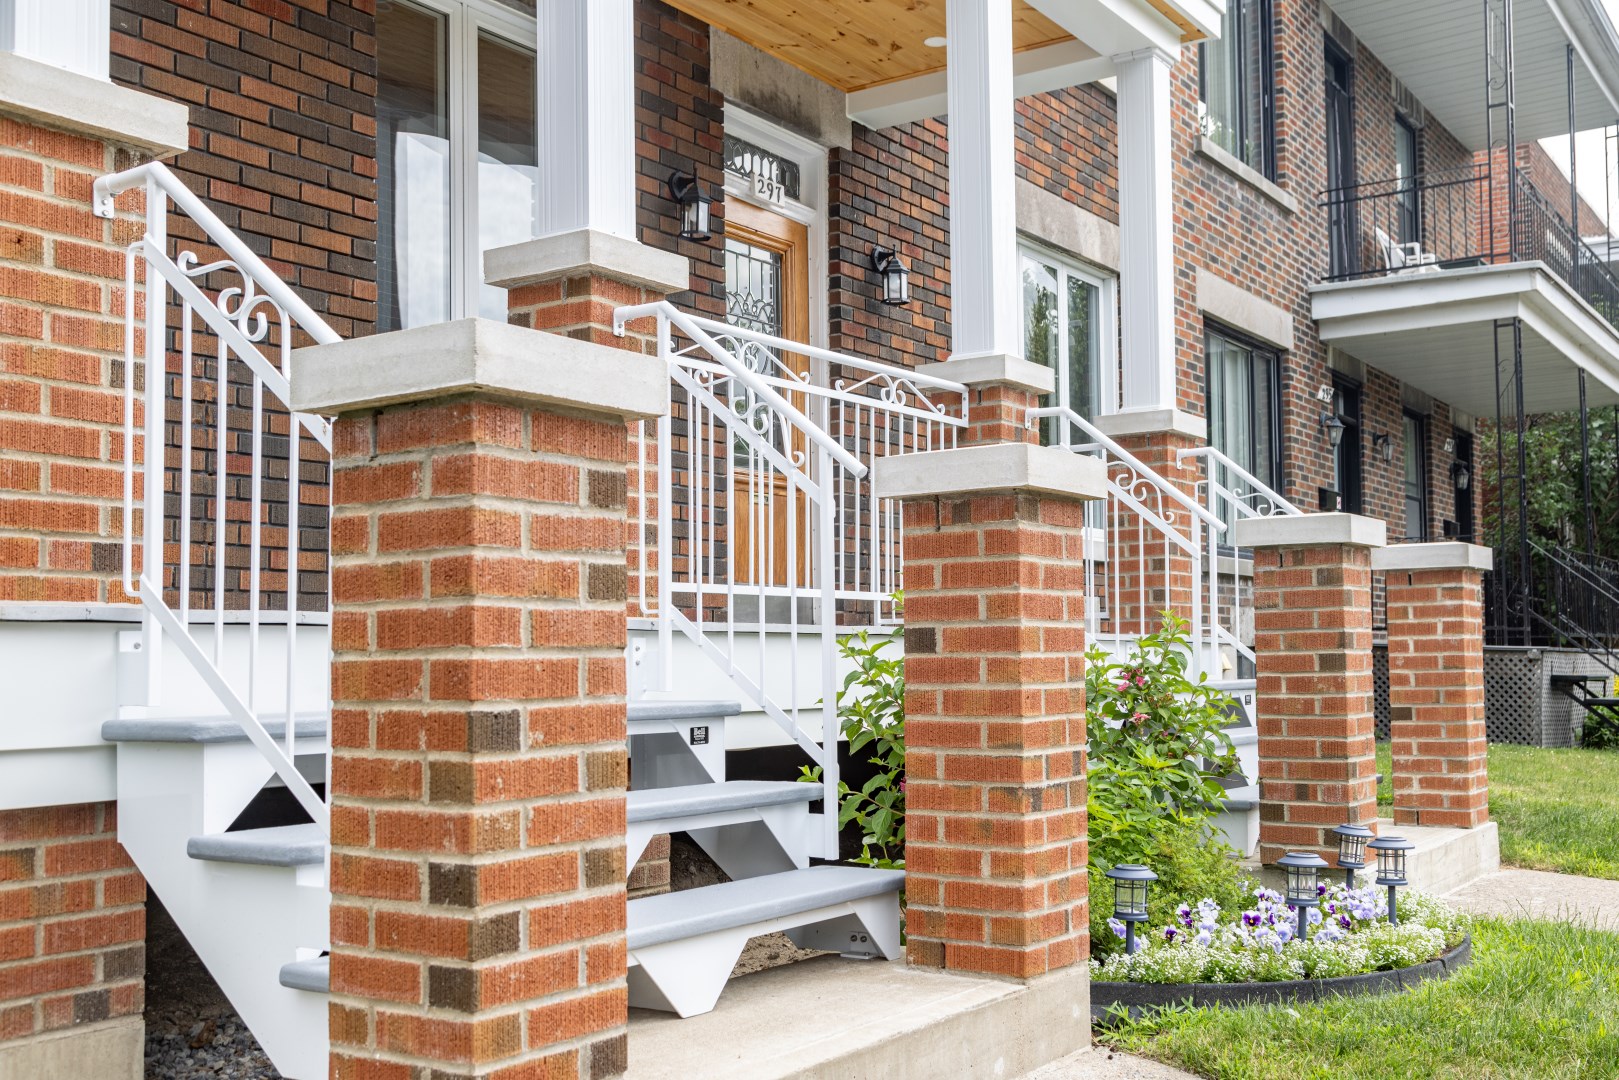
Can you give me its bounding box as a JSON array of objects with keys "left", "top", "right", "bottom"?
[{"left": 1090, "top": 881, "right": 1470, "bottom": 1021}]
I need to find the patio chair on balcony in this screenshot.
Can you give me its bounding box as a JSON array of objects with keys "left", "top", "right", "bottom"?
[{"left": 1376, "top": 227, "right": 1440, "bottom": 275}]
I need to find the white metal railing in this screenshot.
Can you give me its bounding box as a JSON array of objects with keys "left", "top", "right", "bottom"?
[
  {"left": 614, "top": 302, "right": 966, "bottom": 858},
  {"left": 1177, "top": 445, "right": 1302, "bottom": 667},
  {"left": 1030, "top": 407, "right": 1231, "bottom": 677},
  {"left": 95, "top": 161, "right": 335, "bottom": 829}
]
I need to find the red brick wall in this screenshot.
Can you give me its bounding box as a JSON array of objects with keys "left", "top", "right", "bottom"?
[
  {"left": 0, "top": 117, "right": 149, "bottom": 603},
  {"left": 0, "top": 802, "right": 144, "bottom": 1044}
]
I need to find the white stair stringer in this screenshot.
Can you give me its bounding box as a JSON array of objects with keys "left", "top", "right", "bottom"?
[
  {"left": 625, "top": 865, "right": 904, "bottom": 1017},
  {"left": 106, "top": 721, "right": 330, "bottom": 1080}
]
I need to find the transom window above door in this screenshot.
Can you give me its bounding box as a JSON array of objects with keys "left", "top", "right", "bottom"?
[
  {"left": 375, "top": 0, "right": 538, "bottom": 332},
  {"left": 1019, "top": 243, "right": 1117, "bottom": 445}
]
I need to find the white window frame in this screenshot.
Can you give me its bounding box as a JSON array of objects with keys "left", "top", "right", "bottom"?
[
  {"left": 378, "top": 0, "right": 536, "bottom": 329},
  {"left": 1017, "top": 236, "right": 1119, "bottom": 436},
  {"left": 721, "top": 105, "right": 829, "bottom": 351}
]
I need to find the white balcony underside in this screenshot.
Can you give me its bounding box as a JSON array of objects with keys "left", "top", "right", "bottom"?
[
  {"left": 1311, "top": 261, "right": 1619, "bottom": 417},
  {"left": 1325, "top": 0, "right": 1619, "bottom": 149}
]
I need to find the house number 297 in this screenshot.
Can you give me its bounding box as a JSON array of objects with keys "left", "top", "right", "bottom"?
[{"left": 751, "top": 170, "right": 786, "bottom": 206}]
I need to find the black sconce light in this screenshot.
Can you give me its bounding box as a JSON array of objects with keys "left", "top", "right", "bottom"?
[
  {"left": 1332, "top": 821, "right": 1374, "bottom": 888},
  {"left": 1373, "top": 432, "right": 1393, "bottom": 463},
  {"left": 1276, "top": 851, "right": 1329, "bottom": 942},
  {"left": 1322, "top": 412, "right": 1346, "bottom": 450},
  {"left": 1452, "top": 460, "right": 1472, "bottom": 491},
  {"left": 1105, "top": 863, "right": 1157, "bottom": 955},
  {"left": 870, "top": 245, "right": 912, "bottom": 306},
  {"left": 1367, "top": 835, "right": 1414, "bottom": 925},
  {"left": 667, "top": 170, "right": 713, "bottom": 242}
]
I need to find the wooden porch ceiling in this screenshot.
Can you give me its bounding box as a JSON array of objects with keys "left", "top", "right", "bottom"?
[{"left": 665, "top": 0, "right": 1199, "bottom": 94}]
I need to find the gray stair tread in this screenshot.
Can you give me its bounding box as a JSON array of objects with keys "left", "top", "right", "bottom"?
[
  {"left": 628, "top": 699, "right": 742, "bottom": 724},
  {"left": 1583, "top": 698, "right": 1619, "bottom": 707},
  {"left": 628, "top": 866, "right": 904, "bottom": 950},
  {"left": 187, "top": 824, "right": 326, "bottom": 868},
  {"left": 279, "top": 957, "right": 328, "bottom": 993},
  {"left": 627, "top": 781, "right": 818, "bottom": 824},
  {"left": 102, "top": 712, "right": 329, "bottom": 744}
]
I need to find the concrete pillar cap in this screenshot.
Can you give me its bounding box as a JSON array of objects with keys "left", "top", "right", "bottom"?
[
  {"left": 1372, "top": 542, "right": 1493, "bottom": 573},
  {"left": 484, "top": 227, "right": 691, "bottom": 294},
  {"left": 916, "top": 352, "right": 1054, "bottom": 396},
  {"left": 1232, "top": 512, "right": 1387, "bottom": 550},
  {"left": 873, "top": 441, "right": 1106, "bottom": 501}
]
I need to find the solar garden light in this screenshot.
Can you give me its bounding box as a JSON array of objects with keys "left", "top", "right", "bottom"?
[
  {"left": 1332, "top": 821, "right": 1374, "bottom": 888},
  {"left": 1276, "top": 851, "right": 1330, "bottom": 942},
  {"left": 1368, "top": 834, "right": 1415, "bottom": 926},
  {"left": 1105, "top": 863, "right": 1157, "bottom": 955}
]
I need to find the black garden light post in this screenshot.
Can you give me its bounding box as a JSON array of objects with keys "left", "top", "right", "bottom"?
[
  {"left": 1106, "top": 863, "right": 1157, "bottom": 955},
  {"left": 1332, "top": 821, "right": 1374, "bottom": 888},
  {"left": 1276, "top": 851, "right": 1329, "bottom": 942},
  {"left": 1368, "top": 834, "right": 1415, "bottom": 926}
]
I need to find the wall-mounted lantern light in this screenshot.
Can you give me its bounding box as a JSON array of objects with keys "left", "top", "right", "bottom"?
[
  {"left": 1332, "top": 821, "right": 1374, "bottom": 888},
  {"left": 1276, "top": 851, "right": 1329, "bottom": 942},
  {"left": 1105, "top": 863, "right": 1157, "bottom": 955},
  {"left": 1452, "top": 460, "right": 1472, "bottom": 491},
  {"left": 667, "top": 170, "right": 713, "bottom": 242},
  {"left": 1322, "top": 412, "right": 1346, "bottom": 450},
  {"left": 1367, "top": 834, "right": 1414, "bottom": 925},
  {"left": 871, "top": 245, "right": 912, "bottom": 306},
  {"left": 1373, "top": 432, "right": 1393, "bottom": 462}
]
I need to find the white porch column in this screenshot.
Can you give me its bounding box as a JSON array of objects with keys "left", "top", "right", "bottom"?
[
  {"left": 1115, "top": 46, "right": 1177, "bottom": 413},
  {"left": 945, "top": 0, "right": 1023, "bottom": 363},
  {"left": 534, "top": 0, "right": 637, "bottom": 240},
  {"left": 0, "top": 0, "right": 110, "bottom": 80}
]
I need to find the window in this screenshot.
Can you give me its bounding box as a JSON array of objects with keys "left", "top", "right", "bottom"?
[
  {"left": 376, "top": 0, "right": 537, "bottom": 332},
  {"left": 1452, "top": 432, "right": 1475, "bottom": 542},
  {"left": 1200, "top": 0, "right": 1275, "bottom": 178},
  {"left": 1020, "top": 243, "right": 1116, "bottom": 445},
  {"left": 1206, "top": 326, "right": 1281, "bottom": 523},
  {"left": 1395, "top": 117, "right": 1420, "bottom": 246},
  {"left": 1331, "top": 376, "right": 1362, "bottom": 513},
  {"left": 1403, "top": 411, "right": 1429, "bottom": 540}
]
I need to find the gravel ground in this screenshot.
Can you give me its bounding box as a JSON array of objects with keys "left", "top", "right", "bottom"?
[{"left": 144, "top": 894, "right": 280, "bottom": 1080}]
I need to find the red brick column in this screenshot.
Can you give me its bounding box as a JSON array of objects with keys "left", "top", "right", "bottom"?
[
  {"left": 294, "top": 321, "right": 665, "bottom": 1080},
  {"left": 1234, "top": 514, "right": 1386, "bottom": 864},
  {"left": 876, "top": 442, "right": 1104, "bottom": 981},
  {"left": 1374, "top": 543, "right": 1492, "bottom": 829},
  {"left": 0, "top": 802, "right": 145, "bottom": 1072},
  {"left": 918, "top": 357, "right": 1052, "bottom": 447}
]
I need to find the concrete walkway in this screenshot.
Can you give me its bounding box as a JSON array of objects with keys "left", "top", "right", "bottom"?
[
  {"left": 1023, "top": 1047, "right": 1201, "bottom": 1080},
  {"left": 1444, "top": 867, "right": 1619, "bottom": 930}
]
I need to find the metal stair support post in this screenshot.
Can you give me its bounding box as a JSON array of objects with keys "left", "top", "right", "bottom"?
[
  {"left": 1234, "top": 513, "right": 1386, "bottom": 865},
  {"left": 290, "top": 319, "right": 667, "bottom": 1080},
  {"left": 1373, "top": 543, "right": 1493, "bottom": 829}
]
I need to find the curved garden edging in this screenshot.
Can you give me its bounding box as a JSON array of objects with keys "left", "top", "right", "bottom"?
[{"left": 1091, "top": 935, "right": 1472, "bottom": 1023}]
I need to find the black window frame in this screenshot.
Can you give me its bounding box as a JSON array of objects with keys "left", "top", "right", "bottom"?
[
  {"left": 1452, "top": 431, "right": 1475, "bottom": 542},
  {"left": 1394, "top": 115, "right": 1421, "bottom": 247},
  {"left": 1330, "top": 374, "right": 1363, "bottom": 514},
  {"left": 1403, "top": 410, "right": 1430, "bottom": 541},
  {"left": 1205, "top": 323, "right": 1284, "bottom": 518},
  {"left": 1199, "top": 0, "right": 1277, "bottom": 180}
]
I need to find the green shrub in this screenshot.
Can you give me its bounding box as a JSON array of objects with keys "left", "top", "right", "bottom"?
[
  {"left": 1090, "top": 821, "right": 1253, "bottom": 960},
  {"left": 1581, "top": 705, "right": 1619, "bottom": 750}
]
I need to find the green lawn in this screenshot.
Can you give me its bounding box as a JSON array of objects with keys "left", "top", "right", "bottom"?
[
  {"left": 1105, "top": 917, "right": 1619, "bottom": 1080},
  {"left": 1375, "top": 742, "right": 1619, "bottom": 881}
]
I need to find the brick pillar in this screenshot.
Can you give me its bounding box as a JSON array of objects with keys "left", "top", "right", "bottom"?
[
  {"left": 875, "top": 442, "right": 1104, "bottom": 982},
  {"left": 1374, "top": 543, "right": 1492, "bottom": 829},
  {"left": 917, "top": 356, "right": 1052, "bottom": 447},
  {"left": 1234, "top": 513, "right": 1386, "bottom": 864},
  {"left": 292, "top": 319, "right": 665, "bottom": 1080}
]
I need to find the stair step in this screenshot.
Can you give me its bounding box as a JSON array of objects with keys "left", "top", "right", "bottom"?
[
  {"left": 102, "top": 712, "right": 329, "bottom": 744},
  {"left": 1582, "top": 697, "right": 1619, "bottom": 708},
  {"left": 627, "top": 780, "right": 817, "bottom": 825},
  {"left": 628, "top": 865, "right": 904, "bottom": 950},
  {"left": 278, "top": 957, "right": 328, "bottom": 994},
  {"left": 187, "top": 824, "right": 326, "bottom": 868},
  {"left": 628, "top": 699, "right": 742, "bottom": 725}
]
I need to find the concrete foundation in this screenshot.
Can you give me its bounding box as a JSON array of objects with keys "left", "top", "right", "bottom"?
[
  {"left": 0, "top": 1017, "right": 143, "bottom": 1080},
  {"left": 1247, "top": 818, "right": 1499, "bottom": 897},
  {"left": 626, "top": 955, "right": 1090, "bottom": 1080}
]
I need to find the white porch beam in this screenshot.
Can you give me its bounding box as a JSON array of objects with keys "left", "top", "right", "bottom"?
[
  {"left": 534, "top": 0, "right": 636, "bottom": 240},
  {"left": 944, "top": 0, "right": 1023, "bottom": 363},
  {"left": 1115, "top": 47, "right": 1177, "bottom": 413},
  {"left": 1025, "top": 0, "right": 1184, "bottom": 59},
  {"left": 0, "top": 0, "right": 110, "bottom": 80},
  {"left": 846, "top": 41, "right": 1115, "bottom": 130}
]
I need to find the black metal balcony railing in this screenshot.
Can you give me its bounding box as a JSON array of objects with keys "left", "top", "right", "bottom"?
[{"left": 1321, "top": 166, "right": 1619, "bottom": 333}]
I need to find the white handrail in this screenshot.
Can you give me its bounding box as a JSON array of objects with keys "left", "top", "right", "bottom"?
[
  {"left": 615, "top": 300, "right": 868, "bottom": 477},
  {"left": 1029, "top": 406, "right": 1226, "bottom": 533},
  {"left": 94, "top": 162, "right": 341, "bottom": 347},
  {"left": 1176, "top": 445, "right": 1302, "bottom": 518}
]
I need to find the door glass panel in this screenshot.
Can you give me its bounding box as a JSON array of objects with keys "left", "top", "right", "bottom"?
[
  {"left": 725, "top": 237, "right": 787, "bottom": 462},
  {"left": 1021, "top": 253, "right": 1060, "bottom": 442},
  {"left": 1066, "top": 274, "right": 1099, "bottom": 420},
  {"left": 476, "top": 32, "right": 538, "bottom": 320},
  {"left": 1404, "top": 413, "right": 1427, "bottom": 539},
  {"left": 376, "top": 0, "right": 450, "bottom": 332}
]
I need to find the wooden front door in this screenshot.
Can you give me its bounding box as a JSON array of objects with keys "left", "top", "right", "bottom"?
[{"left": 725, "top": 199, "right": 810, "bottom": 590}]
